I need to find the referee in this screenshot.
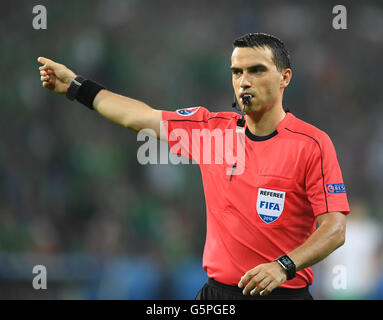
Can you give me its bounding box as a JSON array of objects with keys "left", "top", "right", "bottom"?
[{"left": 38, "top": 33, "right": 350, "bottom": 300}]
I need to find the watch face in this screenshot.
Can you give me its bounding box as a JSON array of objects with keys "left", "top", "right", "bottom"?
[
  {"left": 281, "top": 256, "right": 291, "bottom": 266},
  {"left": 276, "top": 255, "right": 295, "bottom": 280}
]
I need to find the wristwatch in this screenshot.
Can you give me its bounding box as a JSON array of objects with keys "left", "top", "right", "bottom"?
[
  {"left": 275, "top": 254, "right": 296, "bottom": 280},
  {"left": 66, "top": 75, "right": 85, "bottom": 101}
]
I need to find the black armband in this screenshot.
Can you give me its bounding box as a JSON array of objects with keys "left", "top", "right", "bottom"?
[
  {"left": 66, "top": 76, "right": 105, "bottom": 110},
  {"left": 275, "top": 254, "right": 296, "bottom": 280}
]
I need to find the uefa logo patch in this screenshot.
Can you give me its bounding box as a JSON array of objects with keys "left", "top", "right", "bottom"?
[
  {"left": 176, "top": 107, "right": 200, "bottom": 116},
  {"left": 256, "top": 188, "right": 286, "bottom": 224},
  {"left": 326, "top": 183, "right": 346, "bottom": 193}
]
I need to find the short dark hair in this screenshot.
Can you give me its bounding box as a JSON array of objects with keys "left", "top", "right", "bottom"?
[{"left": 233, "top": 33, "right": 291, "bottom": 72}]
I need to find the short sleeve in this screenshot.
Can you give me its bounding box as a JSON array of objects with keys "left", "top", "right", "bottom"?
[
  {"left": 161, "top": 106, "right": 212, "bottom": 161},
  {"left": 305, "top": 133, "right": 350, "bottom": 216}
]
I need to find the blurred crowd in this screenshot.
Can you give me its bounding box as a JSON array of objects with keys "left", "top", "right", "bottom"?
[{"left": 0, "top": 0, "right": 382, "bottom": 299}]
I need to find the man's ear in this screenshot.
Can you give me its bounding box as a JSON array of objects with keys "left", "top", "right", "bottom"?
[{"left": 280, "top": 68, "right": 292, "bottom": 89}]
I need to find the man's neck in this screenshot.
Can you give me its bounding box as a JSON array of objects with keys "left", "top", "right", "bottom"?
[{"left": 245, "top": 104, "right": 286, "bottom": 137}]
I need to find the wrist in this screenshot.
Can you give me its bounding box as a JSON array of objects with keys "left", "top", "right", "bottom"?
[
  {"left": 66, "top": 76, "right": 85, "bottom": 100},
  {"left": 66, "top": 76, "right": 105, "bottom": 110},
  {"left": 65, "top": 74, "right": 77, "bottom": 91},
  {"left": 275, "top": 254, "right": 296, "bottom": 280}
]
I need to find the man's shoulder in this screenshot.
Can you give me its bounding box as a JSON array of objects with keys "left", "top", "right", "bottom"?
[
  {"left": 193, "top": 106, "right": 240, "bottom": 121},
  {"left": 162, "top": 107, "right": 241, "bottom": 133},
  {"left": 208, "top": 110, "right": 241, "bottom": 121},
  {"left": 284, "top": 113, "right": 333, "bottom": 146},
  {"left": 163, "top": 106, "right": 240, "bottom": 121}
]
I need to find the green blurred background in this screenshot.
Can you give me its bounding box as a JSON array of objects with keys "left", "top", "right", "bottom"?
[{"left": 0, "top": 0, "right": 382, "bottom": 299}]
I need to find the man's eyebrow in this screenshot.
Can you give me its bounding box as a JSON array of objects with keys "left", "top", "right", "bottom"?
[
  {"left": 248, "top": 64, "right": 267, "bottom": 70},
  {"left": 230, "top": 64, "right": 267, "bottom": 71}
]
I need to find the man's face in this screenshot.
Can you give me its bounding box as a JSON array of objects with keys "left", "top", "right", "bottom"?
[{"left": 231, "top": 46, "right": 284, "bottom": 114}]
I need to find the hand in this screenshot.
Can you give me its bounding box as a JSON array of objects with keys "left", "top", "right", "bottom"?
[
  {"left": 238, "top": 261, "right": 287, "bottom": 296},
  {"left": 37, "top": 57, "right": 76, "bottom": 94}
]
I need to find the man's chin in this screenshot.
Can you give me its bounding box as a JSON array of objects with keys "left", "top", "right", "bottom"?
[{"left": 243, "top": 103, "right": 263, "bottom": 114}]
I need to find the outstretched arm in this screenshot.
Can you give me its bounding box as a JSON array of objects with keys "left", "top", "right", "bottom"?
[{"left": 37, "top": 57, "right": 165, "bottom": 139}]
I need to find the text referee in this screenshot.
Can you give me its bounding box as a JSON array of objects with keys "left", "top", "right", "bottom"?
[{"left": 38, "top": 33, "right": 350, "bottom": 300}]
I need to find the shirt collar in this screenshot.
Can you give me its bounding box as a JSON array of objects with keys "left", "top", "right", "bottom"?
[{"left": 244, "top": 110, "right": 293, "bottom": 142}]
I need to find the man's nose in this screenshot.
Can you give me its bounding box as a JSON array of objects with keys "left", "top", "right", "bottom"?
[{"left": 239, "top": 72, "right": 251, "bottom": 88}]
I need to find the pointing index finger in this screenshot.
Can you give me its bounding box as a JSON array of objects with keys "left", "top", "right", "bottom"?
[
  {"left": 37, "top": 57, "right": 53, "bottom": 68},
  {"left": 37, "top": 57, "right": 45, "bottom": 64}
]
